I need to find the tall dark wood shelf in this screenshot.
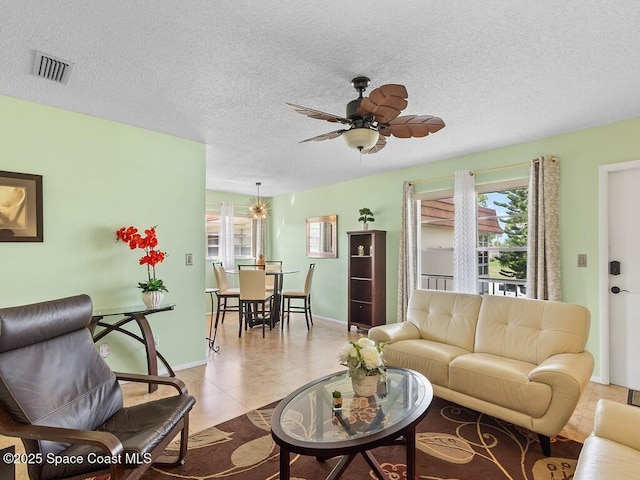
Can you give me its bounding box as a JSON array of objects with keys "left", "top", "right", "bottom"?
[{"left": 347, "top": 230, "right": 386, "bottom": 331}]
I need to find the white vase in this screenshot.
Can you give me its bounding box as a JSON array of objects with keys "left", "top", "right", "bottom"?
[
  {"left": 351, "top": 374, "right": 380, "bottom": 397},
  {"left": 142, "top": 291, "right": 164, "bottom": 309},
  {"left": 363, "top": 222, "right": 369, "bottom": 230}
]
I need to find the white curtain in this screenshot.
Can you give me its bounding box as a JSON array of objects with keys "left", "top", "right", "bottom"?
[
  {"left": 453, "top": 170, "right": 477, "bottom": 293},
  {"left": 219, "top": 202, "right": 235, "bottom": 270},
  {"left": 526, "top": 155, "right": 561, "bottom": 300},
  {"left": 255, "top": 219, "right": 264, "bottom": 257},
  {"left": 397, "top": 181, "right": 417, "bottom": 322}
]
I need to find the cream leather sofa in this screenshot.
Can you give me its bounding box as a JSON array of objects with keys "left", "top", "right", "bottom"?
[
  {"left": 368, "top": 289, "right": 594, "bottom": 455},
  {"left": 574, "top": 399, "right": 640, "bottom": 479}
]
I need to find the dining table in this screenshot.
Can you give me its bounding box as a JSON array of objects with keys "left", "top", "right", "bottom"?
[{"left": 227, "top": 267, "right": 298, "bottom": 328}]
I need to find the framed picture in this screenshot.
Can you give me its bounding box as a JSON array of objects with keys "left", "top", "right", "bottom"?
[{"left": 0, "top": 171, "right": 43, "bottom": 242}]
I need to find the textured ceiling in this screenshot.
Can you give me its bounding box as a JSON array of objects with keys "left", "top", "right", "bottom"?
[{"left": 2, "top": 1, "right": 640, "bottom": 196}]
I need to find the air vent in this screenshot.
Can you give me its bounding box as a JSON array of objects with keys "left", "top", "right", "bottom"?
[{"left": 32, "top": 50, "right": 74, "bottom": 85}]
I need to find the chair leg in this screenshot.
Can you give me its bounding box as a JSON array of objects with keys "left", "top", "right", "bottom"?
[
  {"left": 217, "top": 297, "right": 224, "bottom": 324},
  {"left": 308, "top": 295, "right": 313, "bottom": 325},
  {"left": 238, "top": 302, "right": 244, "bottom": 338},
  {"left": 285, "top": 297, "right": 291, "bottom": 329},
  {"left": 304, "top": 297, "right": 309, "bottom": 330}
]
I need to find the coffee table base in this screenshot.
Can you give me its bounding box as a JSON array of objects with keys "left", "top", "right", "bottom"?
[{"left": 279, "top": 429, "right": 416, "bottom": 480}]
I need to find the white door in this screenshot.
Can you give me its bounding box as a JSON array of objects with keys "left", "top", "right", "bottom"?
[{"left": 606, "top": 163, "right": 640, "bottom": 390}]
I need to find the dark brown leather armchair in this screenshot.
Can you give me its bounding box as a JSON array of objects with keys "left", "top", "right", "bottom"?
[{"left": 0, "top": 294, "right": 196, "bottom": 480}]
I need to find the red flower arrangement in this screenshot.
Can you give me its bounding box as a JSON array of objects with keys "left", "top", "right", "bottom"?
[{"left": 116, "top": 225, "right": 168, "bottom": 292}]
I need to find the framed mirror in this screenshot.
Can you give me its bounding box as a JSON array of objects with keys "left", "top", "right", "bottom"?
[{"left": 306, "top": 215, "right": 337, "bottom": 258}]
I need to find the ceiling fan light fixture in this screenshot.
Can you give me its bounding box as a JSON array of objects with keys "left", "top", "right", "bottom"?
[{"left": 343, "top": 128, "right": 379, "bottom": 151}]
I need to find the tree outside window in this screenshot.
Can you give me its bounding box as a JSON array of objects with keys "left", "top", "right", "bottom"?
[{"left": 419, "top": 183, "right": 528, "bottom": 296}]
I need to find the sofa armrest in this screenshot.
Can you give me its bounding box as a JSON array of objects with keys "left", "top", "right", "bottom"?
[
  {"left": 529, "top": 351, "right": 594, "bottom": 391},
  {"left": 593, "top": 399, "right": 640, "bottom": 451},
  {"left": 527, "top": 351, "right": 594, "bottom": 436},
  {"left": 368, "top": 322, "right": 421, "bottom": 344}
]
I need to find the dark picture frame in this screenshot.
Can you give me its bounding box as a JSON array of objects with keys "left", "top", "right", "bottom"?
[{"left": 0, "top": 171, "right": 43, "bottom": 242}]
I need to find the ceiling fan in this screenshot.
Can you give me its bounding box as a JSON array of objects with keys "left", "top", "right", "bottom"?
[{"left": 286, "top": 76, "right": 445, "bottom": 154}]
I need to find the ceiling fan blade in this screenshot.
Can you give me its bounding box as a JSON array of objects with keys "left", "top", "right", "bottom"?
[
  {"left": 299, "top": 129, "right": 348, "bottom": 143},
  {"left": 380, "top": 115, "right": 446, "bottom": 139},
  {"left": 286, "top": 103, "right": 350, "bottom": 124},
  {"left": 361, "top": 134, "right": 387, "bottom": 154},
  {"left": 357, "top": 84, "right": 408, "bottom": 123}
]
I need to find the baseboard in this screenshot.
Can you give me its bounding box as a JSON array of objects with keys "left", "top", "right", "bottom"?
[
  {"left": 312, "top": 315, "right": 346, "bottom": 326},
  {"left": 157, "top": 358, "right": 207, "bottom": 376}
]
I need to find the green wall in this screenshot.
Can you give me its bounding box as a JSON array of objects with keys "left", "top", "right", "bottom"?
[
  {"left": 0, "top": 94, "right": 206, "bottom": 373},
  {"left": 269, "top": 116, "right": 640, "bottom": 378}
]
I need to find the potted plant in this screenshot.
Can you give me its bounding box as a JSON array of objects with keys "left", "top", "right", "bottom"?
[
  {"left": 116, "top": 225, "right": 168, "bottom": 308},
  {"left": 332, "top": 390, "right": 342, "bottom": 410},
  {"left": 358, "top": 208, "right": 375, "bottom": 230},
  {"left": 338, "top": 337, "right": 386, "bottom": 397}
]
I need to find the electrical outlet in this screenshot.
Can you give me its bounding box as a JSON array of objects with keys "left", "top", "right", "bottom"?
[
  {"left": 577, "top": 254, "right": 587, "bottom": 268},
  {"left": 99, "top": 343, "right": 110, "bottom": 358}
]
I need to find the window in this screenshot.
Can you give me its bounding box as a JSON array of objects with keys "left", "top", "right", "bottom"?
[
  {"left": 418, "top": 180, "right": 528, "bottom": 296},
  {"left": 205, "top": 211, "right": 254, "bottom": 260}
]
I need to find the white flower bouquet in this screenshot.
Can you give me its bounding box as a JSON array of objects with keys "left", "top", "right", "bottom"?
[{"left": 338, "top": 337, "right": 386, "bottom": 381}]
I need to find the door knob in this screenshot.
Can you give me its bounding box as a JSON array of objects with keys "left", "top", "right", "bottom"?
[{"left": 611, "top": 286, "right": 630, "bottom": 294}]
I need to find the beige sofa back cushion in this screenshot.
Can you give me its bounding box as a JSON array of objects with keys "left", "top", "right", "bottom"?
[
  {"left": 475, "top": 295, "right": 590, "bottom": 364},
  {"left": 407, "top": 289, "right": 483, "bottom": 352}
]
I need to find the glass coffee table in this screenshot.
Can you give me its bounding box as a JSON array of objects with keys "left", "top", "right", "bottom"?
[{"left": 271, "top": 367, "right": 433, "bottom": 480}]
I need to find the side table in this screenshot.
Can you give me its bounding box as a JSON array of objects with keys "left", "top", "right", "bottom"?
[{"left": 91, "top": 304, "right": 176, "bottom": 393}]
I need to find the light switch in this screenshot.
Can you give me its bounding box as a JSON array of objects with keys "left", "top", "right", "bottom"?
[
  {"left": 185, "top": 253, "right": 193, "bottom": 266},
  {"left": 577, "top": 254, "right": 587, "bottom": 268}
]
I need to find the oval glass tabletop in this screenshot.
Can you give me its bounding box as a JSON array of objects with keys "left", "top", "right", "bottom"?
[{"left": 275, "top": 367, "right": 431, "bottom": 445}]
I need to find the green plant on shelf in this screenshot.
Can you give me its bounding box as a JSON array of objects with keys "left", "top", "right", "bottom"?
[{"left": 358, "top": 207, "right": 375, "bottom": 224}]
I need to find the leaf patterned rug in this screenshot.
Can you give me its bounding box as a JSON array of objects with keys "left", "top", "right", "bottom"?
[{"left": 97, "top": 396, "right": 583, "bottom": 480}]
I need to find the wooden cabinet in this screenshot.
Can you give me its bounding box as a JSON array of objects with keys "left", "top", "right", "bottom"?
[{"left": 347, "top": 230, "right": 386, "bottom": 331}]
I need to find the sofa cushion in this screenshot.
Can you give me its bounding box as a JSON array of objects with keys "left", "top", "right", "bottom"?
[
  {"left": 384, "top": 339, "right": 470, "bottom": 387},
  {"left": 449, "top": 353, "right": 552, "bottom": 418},
  {"left": 407, "top": 290, "right": 482, "bottom": 352},
  {"left": 474, "top": 295, "right": 590, "bottom": 365}
]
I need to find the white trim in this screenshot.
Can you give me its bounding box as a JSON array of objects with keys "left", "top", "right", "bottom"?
[
  {"left": 158, "top": 358, "right": 207, "bottom": 376},
  {"left": 415, "top": 188, "right": 453, "bottom": 201},
  {"left": 415, "top": 177, "right": 528, "bottom": 201},
  {"left": 598, "top": 159, "right": 640, "bottom": 386}
]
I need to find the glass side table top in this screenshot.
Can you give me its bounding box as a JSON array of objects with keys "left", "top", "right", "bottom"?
[
  {"left": 92, "top": 303, "right": 175, "bottom": 317},
  {"left": 274, "top": 367, "right": 431, "bottom": 446}
]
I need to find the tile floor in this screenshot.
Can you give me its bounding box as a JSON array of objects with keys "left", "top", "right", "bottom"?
[{"left": 0, "top": 313, "right": 630, "bottom": 480}]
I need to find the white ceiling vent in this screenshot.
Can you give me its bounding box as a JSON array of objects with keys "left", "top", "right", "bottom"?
[{"left": 32, "top": 50, "right": 74, "bottom": 85}]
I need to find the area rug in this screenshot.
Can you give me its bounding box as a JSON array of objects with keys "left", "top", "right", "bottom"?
[{"left": 96, "top": 396, "right": 582, "bottom": 480}]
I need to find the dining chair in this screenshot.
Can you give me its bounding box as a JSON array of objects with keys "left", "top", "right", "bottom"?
[
  {"left": 281, "top": 263, "right": 315, "bottom": 330},
  {"left": 239, "top": 269, "right": 274, "bottom": 338},
  {"left": 264, "top": 263, "right": 282, "bottom": 292},
  {"left": 212, "top": 263, "right": 240, "bottom": 324}
]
